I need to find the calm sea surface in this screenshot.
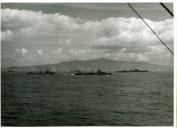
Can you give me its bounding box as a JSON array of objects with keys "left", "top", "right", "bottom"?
[{"left": 1, "top": 72, "right": 173, "bottom": 126}]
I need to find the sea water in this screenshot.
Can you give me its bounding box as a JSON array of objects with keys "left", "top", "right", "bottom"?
[{"left": 1, "top": 71, "right": 173, "bottom": 126}]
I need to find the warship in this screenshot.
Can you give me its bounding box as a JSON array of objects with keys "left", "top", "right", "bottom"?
[
  {"left": 26, "top": 69, "right": 56, "bottom": 75},
  {"left": 71, "top": 69, "right": 111, "bottom": 76}
]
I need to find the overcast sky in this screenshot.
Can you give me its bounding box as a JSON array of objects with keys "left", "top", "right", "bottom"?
[{"left": 1, "top": 3, "right": 173, "bottom": 67}]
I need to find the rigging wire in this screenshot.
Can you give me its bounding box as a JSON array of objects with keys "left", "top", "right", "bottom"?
[
  {"left": 127, "top": 3, "right": 174, "bottom": 55},
  {"left": 160, "top": 3, "right": 173, "bottom": 17}
]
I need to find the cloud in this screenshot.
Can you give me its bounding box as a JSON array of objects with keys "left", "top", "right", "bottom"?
[
  {"left": 15, "top": 48, "right": 29, "bottom": 56},
  {"left": 1, "top": 8, "right": 173, "bottom": 66},
  {"left": 1, "top": 8, "right": 82, "bottom": 32},
  {"left": 36, "top": 49, "right": 44, "bottom": 56},
  {"left": 92, "top": 44, "right": 150, "bottom": 53},
  {"left": 1, "top": 30, "right": 13, "bottom": 41}
]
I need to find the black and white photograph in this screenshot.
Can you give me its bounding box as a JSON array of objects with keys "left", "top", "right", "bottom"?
[{"left": 1, "top": 1, "right": 175, "bottom": 126}]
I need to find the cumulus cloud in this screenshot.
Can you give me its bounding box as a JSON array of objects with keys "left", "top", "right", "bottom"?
[
  {"left": 1, "top": 8, "right": 173, "bottom": 66},
  {"left": 1, "top": 30, "right": 13, "bottom": 41},
  {"left": 36, "top": 49, "right": 44, "bottom": 56},
  {"left": 1, "top": 8, "right": 82, "bottom": 33},
  {"left": 15, "top": 48, "right": 29, "bottom": 56}
]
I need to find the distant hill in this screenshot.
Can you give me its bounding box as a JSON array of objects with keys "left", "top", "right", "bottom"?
[{"left": 2, "top": 58, "right": 173, "bottom": 72}]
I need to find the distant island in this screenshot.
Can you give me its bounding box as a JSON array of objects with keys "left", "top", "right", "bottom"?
[
  {"left": 117, "top": 68, "right": 148, "bottom": 73},
  {"left": 1, "top": 58, "right": 172, "bottom": 73}
]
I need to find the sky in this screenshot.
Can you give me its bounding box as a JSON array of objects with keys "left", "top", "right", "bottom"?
[{"left": 1, "top": 3, "right": 174, "bottom": 67}]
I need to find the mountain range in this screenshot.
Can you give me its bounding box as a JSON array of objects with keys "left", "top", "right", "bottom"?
[{"left": 3, "top": 58, "right": 173, "bottom": 72}]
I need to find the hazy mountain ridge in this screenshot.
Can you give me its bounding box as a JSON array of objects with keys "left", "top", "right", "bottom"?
[{"left": 2, "top": 58, "right": 173, "bottom": 72}]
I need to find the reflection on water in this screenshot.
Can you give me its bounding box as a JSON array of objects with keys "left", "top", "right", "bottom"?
[{"left": 1, "top": 72, "right": 173, "bottom": 126}]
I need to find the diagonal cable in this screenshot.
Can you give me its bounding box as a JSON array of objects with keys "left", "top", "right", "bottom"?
[
  {"left": 160, "top": 3, "right": 173, "bottom": 17},
  {"left": 127, "top": 3, "right": 174, "bottom": 55}
]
